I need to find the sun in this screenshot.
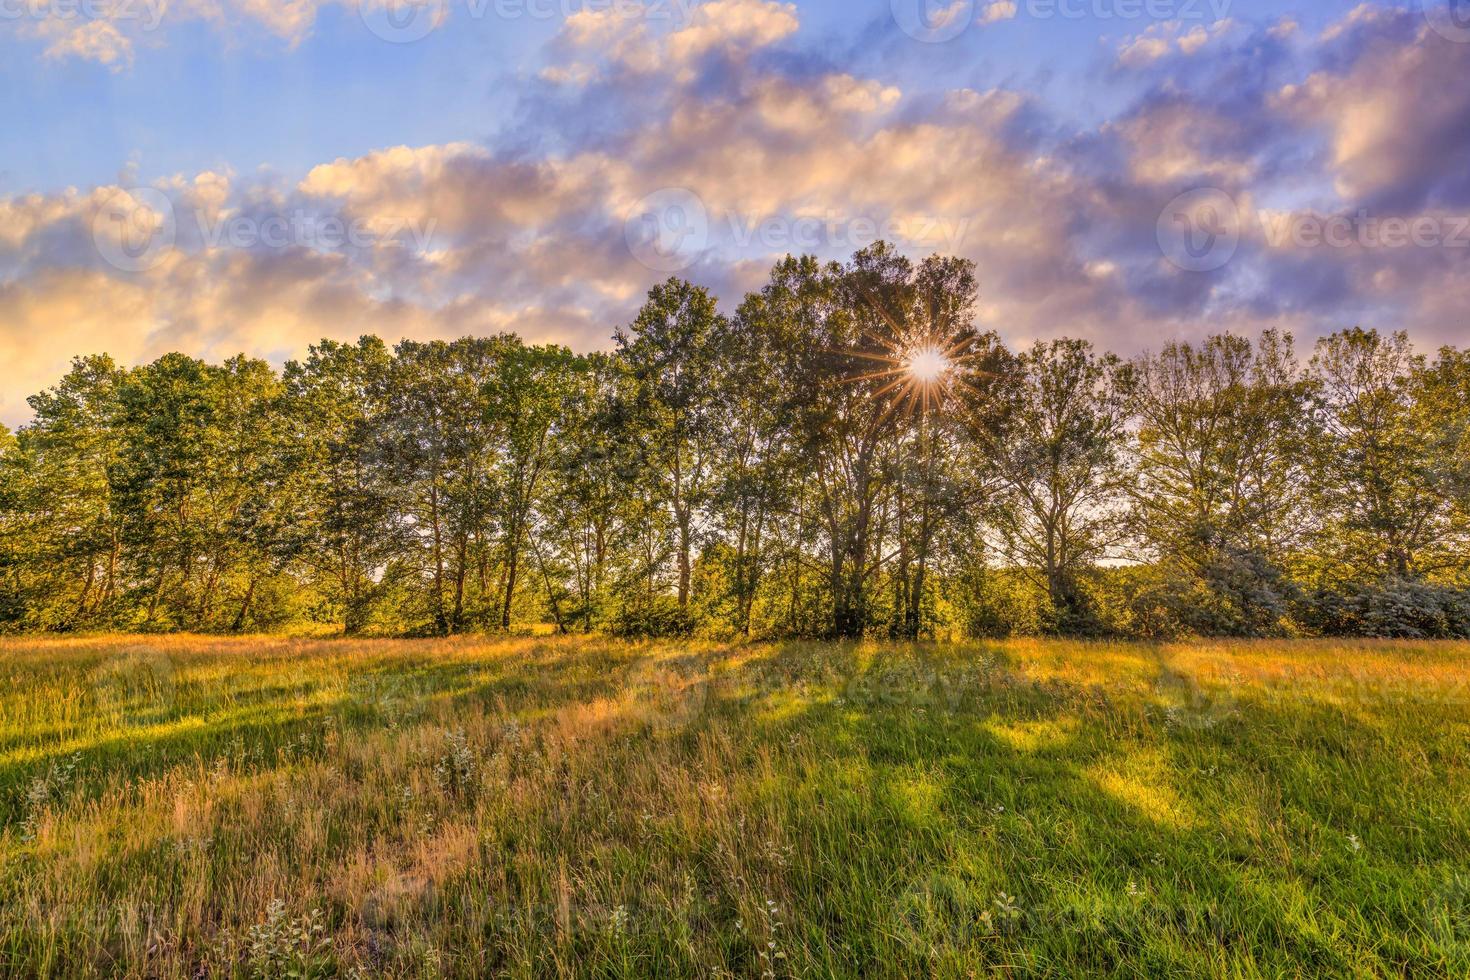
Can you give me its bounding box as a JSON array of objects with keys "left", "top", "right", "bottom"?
[
  {"left": 905, "top": 346, "right": 951, "bottom": 385},
  {"left": 830, "top": 331, "right": 969, "bottom": 419}
]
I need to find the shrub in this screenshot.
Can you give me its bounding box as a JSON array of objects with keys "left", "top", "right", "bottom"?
[
  {"left": 1298, "top": 578, "right": 1470, "bottom": 638},
  {"left": 611, "top": 596, "right": 696, "bottom": 638}
]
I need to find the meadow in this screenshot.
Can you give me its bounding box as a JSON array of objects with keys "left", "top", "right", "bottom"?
[{"left": 1, "top": 635, "right": 1468, "bottom": 978}]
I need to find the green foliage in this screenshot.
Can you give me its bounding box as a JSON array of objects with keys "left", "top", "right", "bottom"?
[
  {"left": 1298, "top": 578, "right": 1470, "bottom": 639},
  {"left": 1308, "top": 328, "right": 1453, "bottom": 580},
  {"left": 1126, "top": 330, "right": 1312, "bottom": 637},
  {"left": 1, "top": 249, "right": 1466, "bottom": 639},
  {"left": 610, "top": 595, "right": 697, "bottom": 638},
  {"left": 985, "top": 338, "right": 1130, "bottom": 632}
]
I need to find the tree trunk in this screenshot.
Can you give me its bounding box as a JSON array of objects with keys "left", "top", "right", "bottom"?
[
  {"left": 429, "top": 482, "right": 447, "bottom": 635},
  {"left": 677, "top": 526, "right": 692, "bottom": 611},
  {"left": 231, "top": 577, "right": 258, "bottom": 632},
  {"left": 501, "top": 550, "right": 519, "bottom": 631},
  {"left": 74, "top": 560, "right": 96, "bottom": 626},
  {"left": 452, "top": 535, "right": 467, "bottom": 633}
]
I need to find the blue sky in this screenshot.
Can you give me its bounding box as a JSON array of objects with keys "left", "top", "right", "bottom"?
[
  {"left": 3, "top": 0, "right": 1347, "bottom": 193},
  {"left": 2, "top": 0, "right": 1467, "bottom": 424}
]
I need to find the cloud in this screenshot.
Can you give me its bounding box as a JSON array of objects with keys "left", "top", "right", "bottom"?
[
  {"left": 1107, "top": 99, "right": 1259, "bottom": 185},
  {"left": 665, "top": 0, "right": 798, "bottom": 62},
  {"left": 40, "top": 18, "right": 135, "bottom": 68},
  {"left": 5, "top": 2, "right": 1470, "bottom": 427},
  {"left": 7, "top": 0, "right": 342, "bottom": 69},
  {"left": 1274, "top": 15, "right": 1470, "bottom": 208},
  {"left": 980, "top": 2, "right": 1017, "bottom": 25},
  {"left": 1116, "top": 18, "right": 1236, "bottom": 68},
  {"left": 547, "top": 0, "right": 797, "bottom": 84}
]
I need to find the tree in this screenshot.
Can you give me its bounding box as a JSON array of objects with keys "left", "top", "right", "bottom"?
[
  {"left": 713, "top": 299, "right": 796, "bottom": 636},
  {"left": 204, "top": 355, "right": 292, "bottom": 631},
  {"left": 748, "top": 252, "right": 885, "bottom": 638},
  {"left": 282, "top": 337, "right": 398, "bottom": 634},
  {"left": 113, "top": 354, "right": 224, "bottom": 629},
  {"left": 542, "top": 354, "right": 628, "bottom": 632},
  {"left": 881, "top": 254, "right": 1010, "bottom": 640},
  {"left": 1, "top": 255, "right": 1465, "bottom": 642},
  {"left": 750, "top": 245, "right": 1005, "bottom": 638},
  {"left": 0, "top": 423, "right": 28, "bottom": 627},
  {"left": 1128, "top": 331, "right": 1311, "bottom": 635},
  {"left": 487, "top": 341, "right": 578, "bottom": 630},
  {"left": 616, "top": 280, "right": 727, "bottom": 613},
  {"left": 7, "top": 356, "right": 126, "bottom": 629},
  {"left": 381, "top": 339, "right": 500, "bottom": 634},
  {"left": 986, "top": 339, "right": 1130, "bottom": 632},
  {"left": 1308, "top": 328, "right": 1456, "bottom": 581},
  {"left": 1416, "top": 347, "right": 1470, "bottom": 582}
]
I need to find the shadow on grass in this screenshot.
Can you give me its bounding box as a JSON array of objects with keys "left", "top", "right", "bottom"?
[
  {"left": 0, "top": 641, "right": 631, "bottom": 827},
  {"left": 678, "top": 639, "right": 1470, "bottom": 977},
  {"left": 3, "top": 636, "right": 1467, "bottom": 977}
]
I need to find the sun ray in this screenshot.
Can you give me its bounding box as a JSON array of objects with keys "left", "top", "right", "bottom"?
[{"left": 819, "top": 284, "right": 1006, "bottom": 422}]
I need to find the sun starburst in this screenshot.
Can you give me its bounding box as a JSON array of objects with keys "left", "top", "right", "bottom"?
[
  {"left": 834, "top": 328, "right": 978, "bottom": 419},
  {"left": 823, "top": 282, "right": 1002, "bottom": 421},
  {"left": 904, "top": 346, "right": 951, "bottom": 385}
]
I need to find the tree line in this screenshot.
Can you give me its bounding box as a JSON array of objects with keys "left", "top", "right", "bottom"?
[{"left": 2, "top": 244, "right": 1467, "bottom": 639}]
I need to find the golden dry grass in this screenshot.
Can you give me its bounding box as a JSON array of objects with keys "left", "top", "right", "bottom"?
[{"left": 1, "top": 634, "right": 1468, "bottom": 977}]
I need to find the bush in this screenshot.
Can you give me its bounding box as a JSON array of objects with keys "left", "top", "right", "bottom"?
[
  {"left": 1298, "top": 578, "right": 1470, "bottom": 639},
  {"left": 610, "top": 596, "right": 696, "bottom": 638},
  {"left": 950, "top": 567, "right": 1041, "bottom": 638}
]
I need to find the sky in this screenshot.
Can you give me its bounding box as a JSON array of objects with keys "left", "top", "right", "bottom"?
[{"left": 2, "top": 0, "right": 1469, "bottom": 424}]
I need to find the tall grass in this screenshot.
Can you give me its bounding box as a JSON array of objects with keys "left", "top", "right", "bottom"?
[{"left": 1, "top": 635, "right": 1467, "bottom": 977}]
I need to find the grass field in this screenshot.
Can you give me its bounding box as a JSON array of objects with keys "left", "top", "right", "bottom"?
[{"left": 1, "top": 635, "right": 1468, "bottom": 978}]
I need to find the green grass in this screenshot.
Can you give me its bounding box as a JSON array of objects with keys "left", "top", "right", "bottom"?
[{"left": 1, "top": 635, "right": 1468, "bottom": 978}]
